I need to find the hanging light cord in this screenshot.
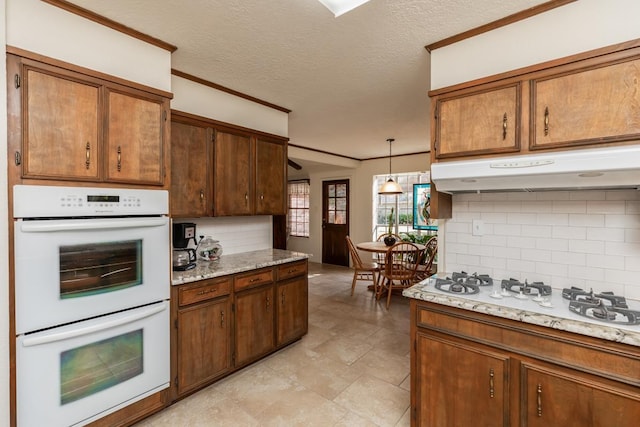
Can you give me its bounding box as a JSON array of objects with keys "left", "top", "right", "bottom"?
[{"left": 387, "top": 138, "right": 394, "bottom": 177}]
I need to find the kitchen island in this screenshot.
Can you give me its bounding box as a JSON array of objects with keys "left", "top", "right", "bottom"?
[{"left": 404, "top": 278, "right": 640, "bottom": 426}]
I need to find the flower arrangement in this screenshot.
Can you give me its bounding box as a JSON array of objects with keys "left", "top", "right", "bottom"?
[{"left": 387, "top": 207, "right": 394, "bottom": 235}]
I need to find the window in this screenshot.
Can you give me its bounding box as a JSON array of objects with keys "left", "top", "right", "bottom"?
[
  {"left": 288, "top": 180, "right": 310, "bottom": 237},
  {"left": 373, "top": 172, "right": 436, "bottom": 240}
]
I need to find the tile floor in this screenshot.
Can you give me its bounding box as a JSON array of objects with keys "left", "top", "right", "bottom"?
[{"left": 137, "top": 262, "right": 412, "bottom": 426}]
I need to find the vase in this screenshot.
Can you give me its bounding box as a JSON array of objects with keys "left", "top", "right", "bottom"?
[{"left": 383, "top": 236, "right": 396, "bottom": 246}]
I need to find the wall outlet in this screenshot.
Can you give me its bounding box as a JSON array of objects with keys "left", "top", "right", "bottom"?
[{"left": 472, "top": 219, "right": 484, "bottom": 236}]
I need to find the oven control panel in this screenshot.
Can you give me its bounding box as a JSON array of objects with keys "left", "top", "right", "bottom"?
[{"left": 13, "top": 185, "right": 169, "bottom": 218}]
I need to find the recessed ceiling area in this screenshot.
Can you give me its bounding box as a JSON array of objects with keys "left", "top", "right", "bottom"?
[{"left": 68, "top": 0, "right": 550, "bottom": 160}]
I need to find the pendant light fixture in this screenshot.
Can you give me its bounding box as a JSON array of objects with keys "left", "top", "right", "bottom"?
[{"left": 378, "top": 138, "right": 403, "bottom": 194}]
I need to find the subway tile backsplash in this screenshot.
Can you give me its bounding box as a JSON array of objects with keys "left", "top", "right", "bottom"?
[
  {"left": 444, "top": 190, "right": 640, "bottom": 301},
  {"left": 174, "top": 216, "right": 272, "bottom": 255}
]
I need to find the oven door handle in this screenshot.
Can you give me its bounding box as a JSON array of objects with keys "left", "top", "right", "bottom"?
[
  {"left": 19, "top": 217, "right": 167, "bottom": 233},
  {"left": 21, "top": 302, "right": 167, "bottom": 347}
]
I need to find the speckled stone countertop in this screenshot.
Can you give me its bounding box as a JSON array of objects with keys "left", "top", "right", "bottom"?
[
  {"left": 171, "top": 249, "right": 309, "bottom": 286},
  {"left": 404, "top": 278, "right": 640, "bottom": 348}
]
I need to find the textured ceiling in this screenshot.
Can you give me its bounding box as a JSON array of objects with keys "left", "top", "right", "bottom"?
[{"left": 68, "top": 0, "right": 548, "bottom": 160}]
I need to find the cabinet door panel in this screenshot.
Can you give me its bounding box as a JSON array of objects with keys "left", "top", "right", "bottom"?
[
  {"left": 24, "top": 68, "right": 100, "bottom": 180},
  {"left": 235, "top": 286, "right": 275, "bottom": 366},
  {"left": 436, "top": 84, "right": 520, "bottom": 158},
  {"left": 277, "top": 277, "right": 308, "bottom": 346},
  {"left": 532, "top": 57, "right": 640, "bottom": 149},
  {"left": 416, "top": 334, "right": 509, "bottom": 426},
  {"left": 170, "top": 121, "right": 210, "bottom": 217},
  {"left": 255, "top": 139, "right": 286, "bottom": 215},
  {"left": 177, "top": 297, "right": 231, "bottom": 396},
  {"left": 214, "top": 130, "right": 252, "bottom": 216},
  {"left": 522, "top": 363, "right": 640, "bottom": 427},
  {"left": 106, "top": 90, "right": 164, "bottom": 184}
]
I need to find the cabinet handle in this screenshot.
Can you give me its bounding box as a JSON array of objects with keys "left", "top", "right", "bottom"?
[
  {"left": 200, "top": 190, "right": 204, "bottom": 204},
  {"left": 117, "top": 145, "right": 122, "bottom": 172},
  {"left": 260, "top": 193, "right": 264, "bottom": 200},
  {"left": 281, "top": 290, "right": 285, "bottom": 305},
  {"left": 502, "top": 113, "right": 507, "bottom": 140},
  {"left": 245, "top": 193, "right": 249, "bottom": 205},
  {"left": 489, "top": 368, "right": 495, "bottom": 398},
  {"left": 266, "top": 296, "right": 270, "bottom": 309},
  {"left": 544, "top": 107, "right": 549, "bottom": 136},
  {"left": 220, "top": 310, "right": 225, "bottom": 328},
  {"left": 196, "top": 288, "right": 216, "bottom": 296},
  {"left": 536, "top": 384, "right": 542, "bottom": 417},
  {"left": 249, "top": 277, "right": 261, "bottom": 283},
  {"left": 85, "top": 142, "right": 91, "bottom": 170}
]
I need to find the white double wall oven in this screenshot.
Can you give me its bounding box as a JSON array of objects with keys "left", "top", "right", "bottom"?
[{"left": 13, "top": 185, "right": 170, "bottom": 427}]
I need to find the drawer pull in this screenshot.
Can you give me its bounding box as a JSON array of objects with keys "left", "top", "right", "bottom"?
[
  {"left": 85, "top": 142, "right": 91, "bottom": 169},
  {"left": 536, "top": 384, "right": 542, "bottom": 417},
  {"left": 249, "top": 277, "right": 261, "bottom": 283},
  {"left": 287, "top": 269, "right": 296, "bottom": 274},
  {"left": 196, "top": 288, "right": 216, "bottom": 296},
  {"left": 489, "top": 368, "right": 494, "bottom": 398}
]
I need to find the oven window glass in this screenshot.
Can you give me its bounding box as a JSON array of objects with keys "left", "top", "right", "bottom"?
[
  {"left": 59, "top": 240, "right": 142, "bottom": 299},
  {"left": 60, "top": 329, "right": 143, "bottom": 405}
]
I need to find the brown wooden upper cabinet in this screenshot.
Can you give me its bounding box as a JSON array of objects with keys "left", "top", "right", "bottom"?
[
  {"left": 170, "top": 112, "right": 288, "bottom": 218},
  {"left": 8, "top": 54, "right": 169, "bottom": 186},
  {"left": 434, "top": 83, "right": 521, "bottom": 159},
  {"left": 531, "top": 56, "right": 640, "bottom": 150}
]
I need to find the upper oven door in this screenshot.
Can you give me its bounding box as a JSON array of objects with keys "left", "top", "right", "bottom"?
[{"left": 14, "top": 216, "right": 170, "bottom": 334}]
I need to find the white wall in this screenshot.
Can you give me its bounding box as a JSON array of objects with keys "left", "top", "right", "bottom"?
[
  {"left": 1, "top": 1, "right": 9, "bottom": 424},
  {"left": 171, "top": 75, "right": 288, "bottom": 137},
  {"left": 445, "top": 190, "right": 640, "bottom": 300},
  {"left": 431, "top": 0, "right": 640, "bottom": 89},
  {"left": 6, "top": 0, "right": 171, "bottom": 91},
  {"left": 287, "top": 153, "right": 430, "bottom": 263}
]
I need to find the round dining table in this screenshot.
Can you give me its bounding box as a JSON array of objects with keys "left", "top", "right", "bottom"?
[{"left": 356, "top": 241, "right": 426, "bottom": 253}]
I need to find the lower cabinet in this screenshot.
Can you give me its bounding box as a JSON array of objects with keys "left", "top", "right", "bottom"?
[
  {"left": 410, "top": 300, "right": 640, "bottom": 427},
  {"left": 173, "top": 277, "right": 232, "bottom": 397},
  {"left": 172, "top": 259, "right": 308, "bottom": 401},
  {"left": 234, "top": 284, "right": 276, "bottom": 366}
]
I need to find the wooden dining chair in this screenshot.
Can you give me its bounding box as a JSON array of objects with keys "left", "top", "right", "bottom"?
[
  {"left": 375, "top": 232, "right": 403, "bottom": 265},
  {"left": 378, "top": 241, "right": 423, "bottom": 308},
  {"left": 414, "top": 236, "right": 438, "bottom": 282},
  {"left": 345, "top": 236, "right": 381, "bottom": 296}
]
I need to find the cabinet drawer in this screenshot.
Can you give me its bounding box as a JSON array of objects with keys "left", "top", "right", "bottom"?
[
  {"left": 234, "top": 268, "right": 274, "bottom": 291},
  {"left": 277, "top": 261, "right": 307, "bottom": 281},
  {"left": 178, "top": 278, "right": 231, "bottom": 307}
]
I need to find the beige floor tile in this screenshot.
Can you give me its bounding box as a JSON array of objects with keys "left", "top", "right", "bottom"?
[
  {"left": 334, "top": 410, "right": 381, "bottom": 427},
  {"left": 368, "top": 327, "right": 411, "bottom": 357},
  {"left": 257, "top": 387, "right": 348, "bottom": 427},
  {"left": 334, "top": 375, "right": 410, "bottom": 427},
  {"left": 399, "top": 374, "right": 411, "bottom": 392},
  {"left": 311, "top": 335, "right": 374, "bottom": 365},
  {"left": 350, "top": 347, "right": 410, "bottom": 386}
]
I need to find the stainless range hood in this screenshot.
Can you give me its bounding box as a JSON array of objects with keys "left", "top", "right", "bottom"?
[{"left": 431, "top": 145, "right": 640, "bottom": 193}]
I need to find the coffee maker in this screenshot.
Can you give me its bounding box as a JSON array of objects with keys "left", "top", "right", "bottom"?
[{"left": 172, "top": 222, "right": 197, "bottom": 271}]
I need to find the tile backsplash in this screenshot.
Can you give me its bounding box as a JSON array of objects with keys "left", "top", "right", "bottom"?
[
  {"left": 174, "top": 216, "right": 272, "bottom": 255},
  {"left": 444, "top": 189, "right": 640, "bottom": 300}
]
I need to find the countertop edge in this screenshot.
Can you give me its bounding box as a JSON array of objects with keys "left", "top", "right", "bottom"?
[
  {"left": 171, "top": 249, "right": 309, "bottom": 286},
  {"left": 404, "top": 285, "right": 640, "bottom": 348}
]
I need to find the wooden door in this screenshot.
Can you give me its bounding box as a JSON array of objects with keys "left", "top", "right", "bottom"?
[
  {"left": 276, "top": 277, "right": 308, "bottom": 346},
  {"left": 22, "top": 65, "right": 101, "bottom": 180},
  {"left": 105, "top": 89, "right": 165, "bottom": 185},
  {"left": 416, "top": 334, "right": 509, "bottom": 426},
  {"left": 522, "top": 362, "right": 640, "bottom": 427},
  {"left": 255, "top": 138, "right": 287, "bottom": 215},
  {"left": 435, "top": 84, "right": 520, "bottom": 159},
  {"left": 322, "top": 179, "right": 349, "bottom": 266},
  {"left": 214, "top": 129, "right": 252, "bottom": 216},
  {"left": 531, "top": 57, "right": 640, "bottom": 150},
  {"left": 170, "top": 121, "right": 211, "bottom": 217},
  {"left": 176, "top": 297, "right": 231, "bottom": 396},
  {"left": 234, "top": 285, "right": 275, "bottom": 366}
]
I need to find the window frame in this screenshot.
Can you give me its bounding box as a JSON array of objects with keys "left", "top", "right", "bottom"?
[{"left": 287, "top": 180, "right": 310, "bottom": 238}]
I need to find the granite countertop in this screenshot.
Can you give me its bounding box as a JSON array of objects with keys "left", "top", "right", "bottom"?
[
  {"left": 404, "top": 279, "right": 640, "bottom": 348},
  {"left": 172, "top": 248, "right": 309, "bottom": 286}
]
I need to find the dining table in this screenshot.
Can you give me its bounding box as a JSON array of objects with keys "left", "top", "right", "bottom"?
[{"left": 356, "top": 241, "right": 426, "bottom": 253}]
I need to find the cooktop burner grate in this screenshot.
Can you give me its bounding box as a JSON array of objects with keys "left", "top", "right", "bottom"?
[{"left": 562, "top": 287, "right": 640, "bottom": 325}]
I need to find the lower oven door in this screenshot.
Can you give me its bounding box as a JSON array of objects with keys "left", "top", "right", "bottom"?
[
  {"left": 14, "top": 216, "right": 169, "bottom": 334},
  {"left": 16, "top": 301, "right": 169, "bottom": 427}
]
